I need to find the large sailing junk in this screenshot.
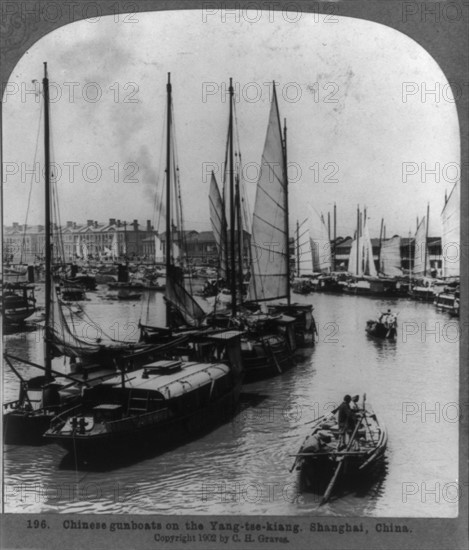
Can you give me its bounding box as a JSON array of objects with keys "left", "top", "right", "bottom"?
[{"left": 247, "top": 83, "right": 316, "bottom": 352}]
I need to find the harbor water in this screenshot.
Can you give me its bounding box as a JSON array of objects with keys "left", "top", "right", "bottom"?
[{"left": 3, "top": 286, "right": 459, "bottom": 517}]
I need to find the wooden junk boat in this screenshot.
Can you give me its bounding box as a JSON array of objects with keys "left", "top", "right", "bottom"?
[
  {"left": 43, "top": 329, "right": 244, "bottom": 463},
  {"left": 3, "top": 64, "right": 177, "bottom": 446},
  {"left": 291, "top": 396, "right": 387, "bottom": 503}
]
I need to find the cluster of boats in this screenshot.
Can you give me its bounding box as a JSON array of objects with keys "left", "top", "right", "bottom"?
[{"left": 3, "top": 65, "right": 459, "bottom": 504}]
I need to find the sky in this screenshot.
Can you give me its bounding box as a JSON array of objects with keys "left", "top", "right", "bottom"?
[{"left": 2, "top": 9, "right": 460, "bottom": 239}]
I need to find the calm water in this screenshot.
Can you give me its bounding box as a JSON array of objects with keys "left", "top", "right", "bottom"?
[{"left": 2, "top": 285, "right": 459, "bottom": 517}]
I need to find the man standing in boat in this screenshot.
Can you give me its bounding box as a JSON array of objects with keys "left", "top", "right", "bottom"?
[{"left": 332, "top": 395, "right": 357, "bottom": 448}]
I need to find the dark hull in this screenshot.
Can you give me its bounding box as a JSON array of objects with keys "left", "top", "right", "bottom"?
[
  {"left": 3, "top": 409, "right": 57, "bottom": 445},
  {"left": 46, "top": 383, "right": 242, "bottom": 464},
  {"left": 242, "top": 343, "right": 295, "bottom": 383},
  {"left": 365, "top": 321, "right": 397, "bottom": 339}
]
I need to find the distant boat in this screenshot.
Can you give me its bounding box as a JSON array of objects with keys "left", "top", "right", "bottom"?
[
  {"left": 365, "top": 311, "right": 397, "bottom": 339},
  {"left": 1, "top": 282, "right": 36, "bottom": 328},
  {"left": 434, "top": 290, "right": 459, "bottom": 317}
]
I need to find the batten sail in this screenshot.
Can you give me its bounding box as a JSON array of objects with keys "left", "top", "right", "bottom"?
[
  {"left": 441, "top": 181, "right": 459, "bottom": 278},
  {"left": 310, "top": 210, "right": 332, "bottom": 273},
  {"left": 248, "top": 87, "right": 288, "bottom": 302},
  {"left": 380, "top": 236, "right": 402, "bottom": 276},
  {"left": 413, "top": 216, "right": 430, "bottom": 276}
]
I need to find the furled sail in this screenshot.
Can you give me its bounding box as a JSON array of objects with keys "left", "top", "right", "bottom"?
[
  {"left": 441, "top": 181, "right": 460, "bottom": 278},
  {"left": 248, "top": 86, "right": 288, "bottom": 302},
  {"left": 165, "top": 265, "right": 205, "bottom": 327},
  {"left": 413, "top": 216, "right": 430, "bottom": 276},
  {"left": 75, "top": 236, "right": 82, "bottom": 258},
  {"left": 379, "top": 236, "right": 402, "bottom": 277},
  {"left": 209, "top": 172, "right": 227, "bottom": 279}
]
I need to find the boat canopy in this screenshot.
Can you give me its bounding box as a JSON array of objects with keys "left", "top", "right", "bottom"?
[{"left": 103, "top": 361, "right": 231, "bottom": 399}]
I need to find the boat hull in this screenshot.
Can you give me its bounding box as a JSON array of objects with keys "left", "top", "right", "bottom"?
[
  {"left": 45, "top": 383, "right": 242, "bottom": 464},
  {"left": 365, "top": 320, "right": 397, "bottom": 339}
]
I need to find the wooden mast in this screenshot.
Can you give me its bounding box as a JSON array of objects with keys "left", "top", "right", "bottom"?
[
  {"left": 356, "top": 205, "right": 360, "bottom": 276},
  {"left": 235, "top": 166, "right": 244, "bottom": 304},
  {"left": 43, "top": 62, "right": 52, "bottom": 381},
  {"left": 424, "top": 202, "right": 430, "bottom": 277},
  {"left": 296, "top": 220, "right": 300, "bottom": 277},
  {"left": 165, "top": 72, "right": 172, "bottom": 327},
  {"left": 229, "top": 78, "right": 237, "bottom": 315},
  {"left": 333, "top": 202, "right": 337, "bottom": 271},
  {"left": 282, "top": 110, "right": 291, "bottom": 306}
]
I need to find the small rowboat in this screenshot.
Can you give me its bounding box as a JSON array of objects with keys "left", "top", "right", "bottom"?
[{"left": 290, "top": 396, "right": 387, "bottom": 504}]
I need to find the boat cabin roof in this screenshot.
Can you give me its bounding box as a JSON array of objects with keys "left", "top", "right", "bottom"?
[{"left": 102, "top": 360, "right": 231, "bottom": 399}]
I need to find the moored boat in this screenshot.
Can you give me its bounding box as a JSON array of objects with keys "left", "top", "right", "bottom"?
[
  {"left": 43, "top": 329, "right": 244, "bottom": 464},
  {"left": 434, "top": 290, "right": 459, "bottom": 317}
]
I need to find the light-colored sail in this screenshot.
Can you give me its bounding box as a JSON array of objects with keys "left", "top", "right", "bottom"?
[
  {"left": 413, "top": 216, "right": 430, "bottom": 276},
  {"left": 154, "top": 234, "right": 164, "bottom": 263},
  {"left": 441, "top": 181, "right": 460, "bottom": 278},
  {"left": 295, "top": 220, "right": 313, "bottom": 276},
  {"left": 209, "top": 172, "right": 227, "bottom": 278},
  {"left": 348, "top": 236, "right": 359, "bottom": 275},
  {"left": 361, "top": 220, "right": 377, "bottom": 277},
  {"left": 82, "top": 242, "right": 88, "bottom": 261},
  {"left": 248, "top": 86, "right": 288, "bottom": 302},
  {"left": 380, "top": 236, "right": 402, "bottom": 277},
  {"left": 310, "top": 211, "right": 332, "bottom": 273}
]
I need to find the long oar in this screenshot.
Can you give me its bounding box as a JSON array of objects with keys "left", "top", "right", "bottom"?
[{"left": 320, "top": 413, "right": 364, "bottom": 505}]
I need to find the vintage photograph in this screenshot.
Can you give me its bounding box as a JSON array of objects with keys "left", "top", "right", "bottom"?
[{"left": 1, "top": 2, "right": 465, "bottom": 548}]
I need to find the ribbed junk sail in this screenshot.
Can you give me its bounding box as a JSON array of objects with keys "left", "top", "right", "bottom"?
[
  {"left": 348, "top": 236, "right": 359, "bottom": 276},
  {"left": 441, "top": 181, "right": 460, "bottom": 278},
  {"left": 248, "top": 87, "right": 288, "bottom": 302},
  {"left": 361, "top": 220, "right": 377, "bottom": 277},
  {"left": 209, "top": 172, "right": 227, "bottom": 279},
  {"left": 295, "top": 221, "right": 313, "bottom": 276},
  {"left": 310, "top": 209, "right": 332, "bottom": 273},
  {"left": 380, "top": 236, "right": 402, "bottom": 277},
  {"left": 413, "top": 216, "right": 430, "bottom": 276}
]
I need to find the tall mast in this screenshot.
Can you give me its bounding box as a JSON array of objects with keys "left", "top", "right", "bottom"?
[
  {"left": 229, "top": 78, "right": 237, "bottom": 315},
  {"left": 424, "top": 202, "right": 430, "bottom": 277},
  {"left": 296, "top": 220, "right": 300, "bottom": 277},
  {"left": 235, "top": 167, "right": 244, "bottom": 304},
  {"left": 165, "top": 72, "right": 172, "bottom": 326},
  {"left": 333, "top": 202, "right": 337, "bottom": 271},
  {"left": 43, "top": 62, "right": 52, "bottom": 380},
  {"left": 356, "top": 205, "right": 360, "bottom": 277},
  {"left": 282, "top": 113, "right": 291, "bottom": 306}
]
